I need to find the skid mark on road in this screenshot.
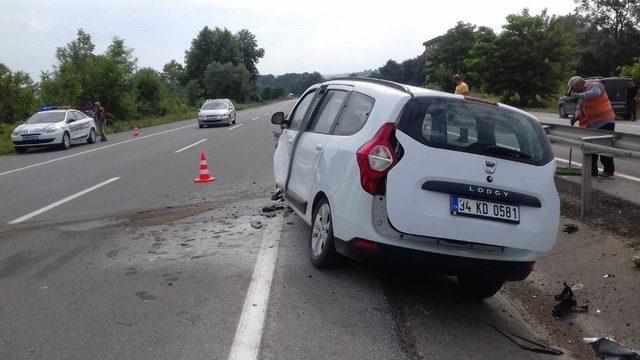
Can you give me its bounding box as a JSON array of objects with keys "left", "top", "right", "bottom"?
[
  {"left": 228, "top": 124, "right": 244, "bottom": 131},
  {"left": 227, "top": 217, "right": 283, "bottom": 360},
  {"left": 174, "top": 139, "right": 207, "bottom": 153},
  {"left": 0, "top": 124, "right": 194, "bottom": 177},
  {"left": 8, "top": 177, "right": 120, "bottom": 224}
]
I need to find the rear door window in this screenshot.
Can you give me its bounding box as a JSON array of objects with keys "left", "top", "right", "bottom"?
[
  {"left": 308, "top": 90, "right": 348, "bottom": 134},
  {"left": 397, "top": 97, "right": 553, "bottom": 166},
  {"left": 333, "top": 92, "right": 374, "bottom": 135}
]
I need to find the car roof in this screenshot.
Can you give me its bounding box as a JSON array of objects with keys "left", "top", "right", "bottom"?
[{"left": 38, "top": 110, "right": 68, "bottom": 113}]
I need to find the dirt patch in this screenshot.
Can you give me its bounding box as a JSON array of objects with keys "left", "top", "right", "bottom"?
[{"left": 556, "top": 177, "right": 640, "bottom": 246}]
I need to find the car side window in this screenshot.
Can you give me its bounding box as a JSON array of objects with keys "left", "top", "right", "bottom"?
[
  {"left": 333, "top": 92, "right": 375, "bottom": 136},
  {"left": 289, "top": 90, "right": 317, "bottom": 131},
  {"left": 308, "top": 90, "right": 348, "bottom": 134},
  {"left": 74, "top": 111, "right": 85, "bottom": 120},
  {"left": 65, "top": 111, "right": 74, "bottom": 122}
]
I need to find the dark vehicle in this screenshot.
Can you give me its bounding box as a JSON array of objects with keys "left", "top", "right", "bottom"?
[{"left": 559, "top": 77, "right": 632, "bottom": 120}]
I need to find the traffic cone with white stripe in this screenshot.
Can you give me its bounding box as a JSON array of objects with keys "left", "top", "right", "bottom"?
[
  {"left": 194, "top": 151, "right": 216, "bottom": 183},
  {"left": 132, "top": 126, "right": 140, "bottom": 137}
]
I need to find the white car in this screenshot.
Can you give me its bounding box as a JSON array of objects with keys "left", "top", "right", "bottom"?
[
  {"left": 11, "top": 107, "right": 97, "bottom": 153},
  {"left": 198, "top": 98, "right": 237, "bottom": 127},
  {"left": 271, "top": 78, "right": 559, "bottom": 298}
]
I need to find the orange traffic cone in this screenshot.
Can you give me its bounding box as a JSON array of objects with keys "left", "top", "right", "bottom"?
[
  {"left": 132, "top": 126, "right": 140, "bottom": 137},
  {"left": 194, "top": 151, "right": 216, "bottom": 183}
]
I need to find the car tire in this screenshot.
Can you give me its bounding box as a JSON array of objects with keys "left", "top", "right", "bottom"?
[
  {"left": 60, "top": 132, "right": 71, "bottom": 150},
  {"left": 309, "top": 198, "right": 340, "bottom": 268},
  {"left": 15, "top": 147, "right": 27, "bottom": 154},
  {"left": 199, "top": 124, "right": 204, "bottom": 128},
  {"left": 87, "top": 128, "right": 96, "bottom": 144},
  {"left": 457, "top": 275, "right": 504, "bottom": 299},
  {"left": 233, "top": 114, "right": 237, "bottom": 124}
]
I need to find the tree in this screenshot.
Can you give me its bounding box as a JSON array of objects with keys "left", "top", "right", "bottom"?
[
  {"left": 162, "top": 60, "right": 185, "bottom": 89},
  {"left": 463, "top": 26, "right": 497, "bottom": 91},
  {"left": 477, "top": 10, "right": 573, "bottom": 106},
  {"left": 574, "top": 0, "right": 640, "bottom": 75},
  {"left": 401, "top": 54, "right": 427, "bottom": 86},
  {"left": 271, "top": 85, "right": 285, "bottom": 99},
  {"left": 203, "top": 62, "right": 252, "bottom": 102},
  {"left": 620, "top": 58, "right": 640, "bottom": 82},
  {"left": 0, "top": 64, "right": 38, "bottom": 124},
  {"left": 426, "top": 22, "right": 478, "bottom": 91},
  {"left": 261, "top": 86, "right": 273, "bottom": 100},
  {"left": 376, "top": 60, "right": 404, "bottom": 82},
  {"left": 184, "top": 27, "right": 242, "bottom": 87},
  {"left": 235, "top": 29, "right": 265, "bottom": 83},
  {"left": 133, "top": 68, "right": 175, "bottom": 117}
]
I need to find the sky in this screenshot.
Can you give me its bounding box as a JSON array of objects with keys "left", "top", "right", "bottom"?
[{"left": 0, "top": 0, "right": 577, "bottom": 79}]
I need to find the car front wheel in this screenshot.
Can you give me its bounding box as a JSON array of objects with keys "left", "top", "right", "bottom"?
[
  {"left": 87, "top": 128, "right": 96, "bottom": 144},
  {"left": 310, "top": 198, "right": 340, "bottom": 268},
  {"left": 60, "top": 132, "right": 71, "bottom": 150},
  {"left": 15, "top": 147, "right": 27, "bottom": 153},
  {"left": 457, "top": 275, "right": 504, "bottom": 299}
]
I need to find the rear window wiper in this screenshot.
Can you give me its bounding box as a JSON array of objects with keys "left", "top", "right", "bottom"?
[{"left": 482, "top": 145, "right": 532, "bottom": 159}]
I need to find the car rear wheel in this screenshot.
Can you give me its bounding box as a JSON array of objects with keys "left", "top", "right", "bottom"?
[
  {"left": 457, "top": 274, "right": 504, "bottom": 299},
  {"left": 60, "top": 132, "right": 71, "bottom": 150},
  {"left": 87, "top": 128, "right": 96, "bottom": 144},
  {"left": 310, "top": 198, "right": 340, "bottom": 268},
  {"left": 15, "top": 147, "right": 27, "bottom": 154}
]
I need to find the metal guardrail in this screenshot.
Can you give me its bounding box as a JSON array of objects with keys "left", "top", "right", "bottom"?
[{"left": 539, "top": 121, "right": 640, "bottom": 218}]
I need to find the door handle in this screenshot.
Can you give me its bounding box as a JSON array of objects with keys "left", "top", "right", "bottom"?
[{"left": 315, "top": 144, "right": 324, "bottom": 150}]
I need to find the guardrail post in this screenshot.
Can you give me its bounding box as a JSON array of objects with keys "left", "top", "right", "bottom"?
[{"left": 581, "top": 152, "right": 593, "bottom": 219}]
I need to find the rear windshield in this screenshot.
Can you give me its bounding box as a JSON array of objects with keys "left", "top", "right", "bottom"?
[
  {"left": 25, "top": 111, "right": 65, "bottom": 124},
  {"left": 202, "top": 100, "right": 227, "bottom": 110},
  {"left": 397, "top": 97, "right": 553, "bottom": 166}
]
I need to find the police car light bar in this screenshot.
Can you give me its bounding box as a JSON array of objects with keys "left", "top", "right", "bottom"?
[{"left": 42, "top": 105, "right": 70, "bottom": 111}]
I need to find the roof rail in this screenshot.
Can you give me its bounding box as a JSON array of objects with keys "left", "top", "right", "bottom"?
[{"left": 329, "top": 77, "right": 413, "bottom": 96}]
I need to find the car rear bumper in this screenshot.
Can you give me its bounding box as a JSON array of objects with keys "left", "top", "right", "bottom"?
[{"left": 335, "top": 237, "right": 534, "bottom": 281}]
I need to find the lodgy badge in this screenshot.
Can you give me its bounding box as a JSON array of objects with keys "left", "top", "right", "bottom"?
[{"left": 468, "top": 185, "right": 509, "bottom": 198}]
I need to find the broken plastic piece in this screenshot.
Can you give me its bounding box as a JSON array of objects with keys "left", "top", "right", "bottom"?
[
  {"left": 583, "top": 337, "right": 640, "bottom": 359},
  {"left": 553, "top": 283, "right": 588, "bottom": 319}
]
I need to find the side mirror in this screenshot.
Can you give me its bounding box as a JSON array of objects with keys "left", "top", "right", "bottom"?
[
  {"left": 66, "top": 118, "right": 75, "bottom": 123},
  {"left": 271, "top": 111, "right": 285, "bottom": 125}
]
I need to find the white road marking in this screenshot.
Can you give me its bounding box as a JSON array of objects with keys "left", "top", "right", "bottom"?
[
  {"left": 555, "top": 157, "right": 640, "bottom": 183},
  {"left": 227, "top": 218, "right": 282, "bottom": 360},
  {"left": 174, "top": 138, "right": 207, "bottom": 153},
  {"left": 8, "top": 177, "right": 120, "bottom": 224},
  {"left": 0, "top": 124, "right": 194, "bottom": 177},
  {"left": 251, "top": 117, "right": 259, "bottom": 121},
  {"left": 228, "top": 124, "right": 244, "bottom": 131}
]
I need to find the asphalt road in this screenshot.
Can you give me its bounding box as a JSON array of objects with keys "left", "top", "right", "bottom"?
[{"left": 4, "top": 102, "right": 634, "bottom": 359}]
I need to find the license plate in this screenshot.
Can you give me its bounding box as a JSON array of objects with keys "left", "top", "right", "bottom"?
[
  {"left": 22, "top": 135, "right": 38, "bottom": 140},
  {"left": 450, "top": 196, "right": 520, "bottom": 224}
]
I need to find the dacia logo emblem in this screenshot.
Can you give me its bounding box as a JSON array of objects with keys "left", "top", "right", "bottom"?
[{"left": 484, "top": 160, "right": 496, "bottom": 174}]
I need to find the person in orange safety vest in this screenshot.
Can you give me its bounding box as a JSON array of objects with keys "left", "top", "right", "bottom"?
[{"left": 567, "top": 76, "right": 615, "bottom": 177}]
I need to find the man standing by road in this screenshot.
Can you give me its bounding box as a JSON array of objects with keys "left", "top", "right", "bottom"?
[
  {"left": 94, "top": 101, "right": 108, "bottom": 142},
  {"left": 628, "top": 79, "right": 637, "bottom": 121},
  {"left": 568, "top": 76, "right": 615, "bottom": 177},
  {"left": 453, "top": 74, "right": 469, "bottom": 95}
]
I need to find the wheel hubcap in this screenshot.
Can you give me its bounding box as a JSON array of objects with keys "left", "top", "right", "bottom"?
[{"left": 311, "top": 204, "right": 331, "bottom": 257}]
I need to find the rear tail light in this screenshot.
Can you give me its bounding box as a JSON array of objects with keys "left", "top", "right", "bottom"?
[
  {"left": 356, "top": 122, "right": 399, "bottom": 195},
  {"left": 353, "top": 238, "right": 380, "bottom": 253}
]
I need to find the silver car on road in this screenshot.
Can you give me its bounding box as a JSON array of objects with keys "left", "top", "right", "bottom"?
[{"left": 198, "top": 98, "right": 237, "bottom": 127}]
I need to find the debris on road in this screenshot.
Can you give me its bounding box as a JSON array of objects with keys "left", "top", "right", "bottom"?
[
  {"left": 553, "top": 283, "right": 588, "bottom": 319},
  {"left": 603, "top": 274, "right": 615, "bottom": 278},
  {"left": 583, "top": 337, "right": 640, "bottom": 359},
  {"left": 250, "top": 220, "right": 263, "bottom": 229},
  {"left": 632, "top": 254, "right": 640, "bottom": 268},
  {"left": 271, "top": 188, "right": 283, "bottom": 201},
  {"left": 490, "top": 324, "right": 563, "bottom": 356},
  {"left": 263, "top": 212, "right": 276, "bottom": 218},
  {"left": 563, "top": 224, "right": 579, "bottom": 234},
  {"left": 262, "top": 204, "right": 284, "bottom": 213}
]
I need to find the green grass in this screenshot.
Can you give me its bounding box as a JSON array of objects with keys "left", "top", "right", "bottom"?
[{"left": 0, "top": 102, "right": 269, "bottom": 155}]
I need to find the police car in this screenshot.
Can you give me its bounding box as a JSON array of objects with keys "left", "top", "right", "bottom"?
[{"left": 11, "top": 106, "right": 97, "bottom": 153}]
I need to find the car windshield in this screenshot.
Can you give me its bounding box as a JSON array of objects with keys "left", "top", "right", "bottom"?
[
  {"left": 202, "top": 101, "right": 227, "bottom": 110},
  {"left": 397, "top": 97, "right": 554, "bottom": 166},
  {"left": 25, "top": 111, "right": 65, "bottom": 124}
]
